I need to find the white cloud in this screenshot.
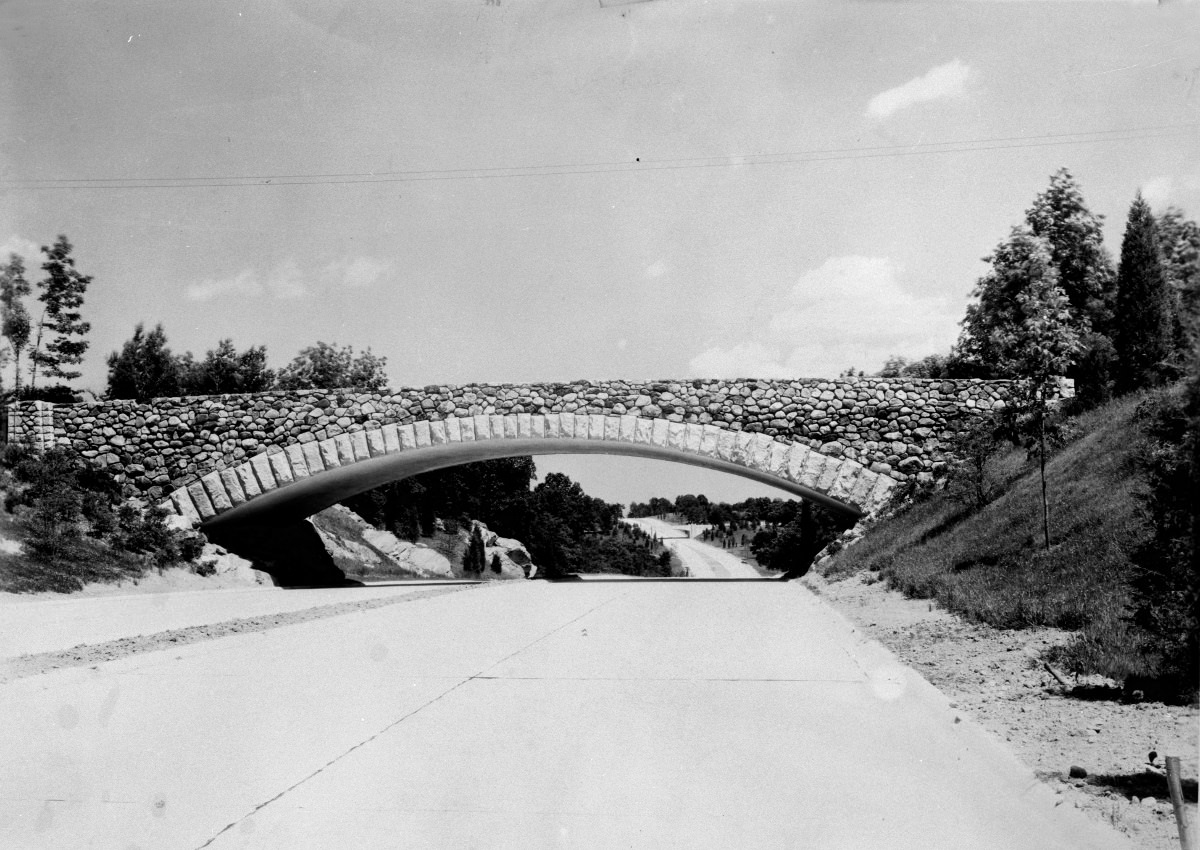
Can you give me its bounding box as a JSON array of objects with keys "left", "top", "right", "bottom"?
[
  {"left": 187, "top": 269, "right": 264, "bottom": 302},
  {"left": 0, "top": 236, "right": 41, "bottom": 262},
  {"left": 866, "top": 59, "right": 972, "bottom": 120},
  {"left": 1141, "top": 176, "right": 1173, "bottom": 210},
  {"left": 187, "top": 255, "right": 390, "bottom": 302},
  {"left": 689, "top": 342, "right": 792, "bottom": 380},
  {"left": 645, "top": 259, "right": 669, "bottom": 280},
  {"left": 321, "top": 256, "right": 391, "bottom": 289},
  {"left": 688, "top": 255, "right": 961, "bottom": 379}
]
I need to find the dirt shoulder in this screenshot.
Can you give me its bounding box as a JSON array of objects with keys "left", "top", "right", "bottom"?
[{"left": 807, "top": 570, "right": 1198, "bottom": 850}]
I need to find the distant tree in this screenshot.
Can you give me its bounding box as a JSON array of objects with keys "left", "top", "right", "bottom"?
[
  {"left": 986, "top": 231, "right": 1084, "bottom": 550},
  {"left": 0, "top": 253, "right": 32, "bottom": 396},
  {"left": 461, "top": 524, "right": 486, "bottom": 575},
  {"left": 178, "top": 338, "right": 274, "bottom": 395},
  {"left": 490, "top": 552, "right": 503, "bottom": 574},
  {"left": 106, "top": 323, "right": 180, "bottom": 400},
  {"left": 877, "top": 355, "right": 908, "bottom": 378},
  {"left": 1113, "top": 193, "right": 1172, "bottom": 395},
  {"left": 275, "top": 341, "right": 388, "bottom": 391},
  {"left": 29, "top": 236, "right": 92, "bottom": 391}
]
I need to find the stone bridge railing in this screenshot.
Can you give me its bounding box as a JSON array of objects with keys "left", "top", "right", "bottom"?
[{"left": 3, "top": 378, "right": 1020, "bottom": 509}]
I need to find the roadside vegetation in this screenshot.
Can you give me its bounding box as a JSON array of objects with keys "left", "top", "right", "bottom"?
[
  {"left": 823, "top": 171, "right": 1198, "bottom": 704},
  {"left": 341, "top": 458, "right": 677, "bottom": 578},
  {"left": 0, "top": 445, "right": 207, "bottom": 593}
]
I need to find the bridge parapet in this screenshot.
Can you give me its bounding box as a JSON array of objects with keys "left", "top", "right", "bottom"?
[{"left": 3, "top": 377, "right": 1016, "bottom": 509}]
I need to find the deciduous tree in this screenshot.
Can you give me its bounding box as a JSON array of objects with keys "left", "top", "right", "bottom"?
[
  {"left": 106, "top": 323, "right": 180, "bottom": 400},
  {"left": 0, "top": 253, "right": 32, "bottom": 395},
  {"left": 958, "top": 170, "right": 1115, "bottom": 403},
  {"left": 178, "top": 338, "right": 274, "bottom": 395},
  {"left": 985, "top": 230, "right": 1083, "bottom": 549},
  {"left": 275, "top": 341, "right": 389, "bottom": 390}
]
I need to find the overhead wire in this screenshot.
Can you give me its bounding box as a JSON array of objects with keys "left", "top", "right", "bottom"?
[{"left": 1, "top": 123, "right": 1192, "bottom": 191}]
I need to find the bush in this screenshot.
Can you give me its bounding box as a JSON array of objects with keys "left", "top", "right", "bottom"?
[
  {"left": 0, "top": 446, "right": 207, "bottom": 592},
  {"left": 1125, "top": 384, "right": 1198, "bottom": 700}
]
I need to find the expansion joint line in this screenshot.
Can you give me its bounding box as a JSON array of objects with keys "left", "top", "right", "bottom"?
[{"left": 193, "top": 590, "right": 628, "bottom": 849}]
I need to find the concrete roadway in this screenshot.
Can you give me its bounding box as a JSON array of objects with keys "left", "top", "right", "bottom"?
[
  {"left": 0, "top": 580, "right": 1132, "bottom": 849},
  {"left": 624, "top": 517, "right": 761, "bottom": 579}
]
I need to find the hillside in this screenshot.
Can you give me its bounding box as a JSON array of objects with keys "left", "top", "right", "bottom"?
[{"left": 818, "top": 390, "right": 1191, "bottom": 700}]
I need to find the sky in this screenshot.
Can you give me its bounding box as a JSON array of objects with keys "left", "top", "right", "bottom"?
[{"left": 1, "top": 0, "right": 1198, "bottom": 505}]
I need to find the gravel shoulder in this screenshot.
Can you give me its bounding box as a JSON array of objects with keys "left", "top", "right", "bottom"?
[
  {"left": 806, "top": 570, "right": 1198, "bottom": 850},
  {"left": 0, "top": 583, "right": 477, "bottom": 684}
]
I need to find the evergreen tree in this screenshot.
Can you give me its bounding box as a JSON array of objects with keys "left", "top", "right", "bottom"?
[
  {"left": 490, "top": 552, "right": 503, "bottom": 574},
  {"left": 461, "top": 524, "right": 487, "bottom": 575},
  {"left": 0, "top": 253, "right": 32, "bottom": 395},
  {"left": 1155, "top": 207, "right": 1200, "bottom": 373},
  {"left": 106, "top": 323, "right": 180, "bottom": 400},
  {"left": 1113, "top": 192, "right": 1172, "bottom": 395},
  {"left": 29, "top": 235, "right": 92, "bottom": 390}
]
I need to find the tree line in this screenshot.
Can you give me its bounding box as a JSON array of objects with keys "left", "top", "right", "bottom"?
[
  {"left": 0, "top": 236, "right": 390, "bottom": 402},
  {"left": 873, "top": 170, "right": 1197, "bottom": 700},
  {"left": 628, "top": 493, "right": 852, "bottom": 577},
  {"left": 873, "top": 169, "right": 1196, "bottom": 405},
  {"left": 342, "top": 459, "right": 673, "bottom": 578}
]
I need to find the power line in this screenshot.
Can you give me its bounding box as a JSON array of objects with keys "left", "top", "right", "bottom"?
[{"left": 2, "top": 124, "right": 1192, "bottom": 191}]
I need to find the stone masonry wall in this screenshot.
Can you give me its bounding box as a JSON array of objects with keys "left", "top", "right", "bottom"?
[{"left": 4, "top": 378, "right": 1014, "bottom": 503}]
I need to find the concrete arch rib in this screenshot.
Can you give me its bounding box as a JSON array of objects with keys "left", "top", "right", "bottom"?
[{"left": 167, "top": 414, "right": 896, "bottom": 531}]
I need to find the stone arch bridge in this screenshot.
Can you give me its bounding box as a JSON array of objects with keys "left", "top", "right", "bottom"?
[{"left": 5, "top": 377, "right": 1020, "bottom": 534}]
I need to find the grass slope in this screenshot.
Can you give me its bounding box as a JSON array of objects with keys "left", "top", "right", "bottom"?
[{"left": 820, "top": 394, "right": 1158, "bottom": 683}]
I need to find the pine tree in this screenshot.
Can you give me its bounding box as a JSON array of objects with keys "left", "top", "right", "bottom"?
[
  {"left": 0, "top": 253, "right": 32, "bottom": 396},
  {"left": 1155, "top": 207, "right": 1200, "bottom": 373},
  {"left": 1113, "top": 193, "right": 1172, "bottom": 395},
  {"left": 461, "top": 524, "right": 487, "bottom": 575},
  {"left": 490, "top": 552, "right": 502, "bottom": 574},
  {"left": 29, "top": 236, "right": 92, "bottom": 390}
]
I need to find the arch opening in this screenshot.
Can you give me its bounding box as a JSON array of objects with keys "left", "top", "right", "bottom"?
[{"left": 201, "top": 437, "right": 865, "bottom": 533}]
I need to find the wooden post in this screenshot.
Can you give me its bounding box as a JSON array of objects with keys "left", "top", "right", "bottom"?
[{"left": 1166, "top": 755, "right": 1194, "bottom": 850}]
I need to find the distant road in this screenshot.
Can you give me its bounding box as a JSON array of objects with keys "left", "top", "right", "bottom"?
[{"left": 624, "top": 517, "right": 762, "bottom": 579}]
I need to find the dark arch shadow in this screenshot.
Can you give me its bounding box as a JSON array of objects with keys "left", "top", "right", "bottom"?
[{"left": 201, "top": 439, "right": 864, "bottom": 587}]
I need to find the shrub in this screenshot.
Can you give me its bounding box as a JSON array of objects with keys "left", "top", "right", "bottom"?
[{"left": 1, "top": 446, "right": 206, "bottom": 592}]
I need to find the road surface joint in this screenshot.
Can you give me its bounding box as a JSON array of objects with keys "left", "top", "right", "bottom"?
[{"left": 194, "top": 588, "right": 630, "bottom": 849}]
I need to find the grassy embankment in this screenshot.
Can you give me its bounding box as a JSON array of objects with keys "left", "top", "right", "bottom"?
[{"left": 819, "top": 392, "right": 1180, "bottom": 693}]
